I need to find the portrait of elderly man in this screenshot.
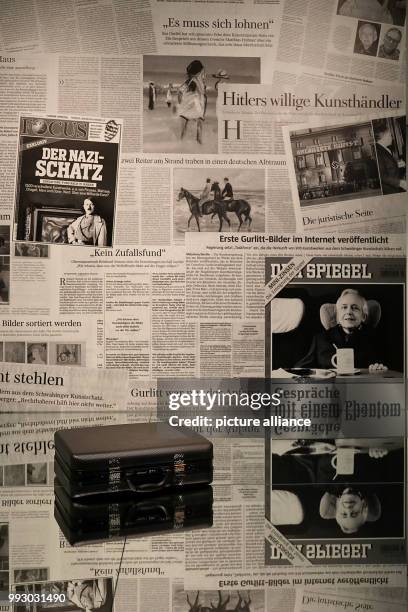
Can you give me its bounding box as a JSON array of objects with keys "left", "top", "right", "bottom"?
[
  {"left": 296, "top": 288, "right": 387, "bottom": 371},
  {"left": 338, "top": 0, "right": 393, "bottom": 23},
  {"left": 354, "top": 22, "right": 380, "bottom": 55},
  {"left": 320, "top": 487, "right": 381, "bottom": 534},
  {"left": 378, "top": 27, "right": 403, "bottom": 59}
]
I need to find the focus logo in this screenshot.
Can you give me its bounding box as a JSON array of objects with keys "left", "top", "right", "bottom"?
[{"left": 21, "top": 117, "right": 88, "bottom": 139}]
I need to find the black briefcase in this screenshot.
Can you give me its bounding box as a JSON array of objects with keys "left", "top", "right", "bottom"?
[
  {"left": 54, "top": 422, "right": 213, "bottom": 498},
  {"left": 54, "top": 479, "right": 213, "bottom": 545}
]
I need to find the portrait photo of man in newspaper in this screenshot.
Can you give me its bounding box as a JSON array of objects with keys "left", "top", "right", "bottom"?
[
  {"left": 353, "top": 21, "right": 381, "bottom": 55},
  {"left": 377, "top": 25, "right": 403, "bottom": 58},
  {"left": 268, "top": 282, "right": 404, "bottom": 378}
]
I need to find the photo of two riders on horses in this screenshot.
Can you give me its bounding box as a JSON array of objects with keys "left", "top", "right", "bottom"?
[{"left": 174, "top": 168, "right": 265, "bottom": 237}]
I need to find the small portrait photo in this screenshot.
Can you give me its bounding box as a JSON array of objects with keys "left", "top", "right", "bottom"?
[
  {"left": 353, "top": 21, "right": 380, "bottom": 55},
  {"left": 27, "top": 342, "right": 47, "bottom": 365},
  {"left": 0, "top": 342, "right": 3, "bottom": 362},
  {"left": 14, "top": 568, "right": 49, "bottom": 583},
  {"left": 49, "top": 343, "right": 83, "bottom": 366},
  {"left": 143, "top": 55, "right": 260, "bottom": 154},
  {"left": 27, "top": 463, "right": 48, "bottom": 486},
  {"left": 4, "top": 464, "right": 25, "bottom": 487},
  {"left": 0, "top": 226, "right": 10, "bottom": 255},
  {"left": 0, "top": 467, "right": 3, "bottom": 486},
  {"left": 373, "top": 116, "right": 406, "bottom": 194},
  {"left": 4, "top": 342, "right": 25, "bottom": 364},
  {"left": 14, "top": 243, "right": 49, "bottom": 258},
  {"left": 173, "top": 586, "right": 264, "bottom": 612},
  {"left": 0, "top": 260, "right": 10, "bottom": 303},
  {"left": 337, "top": 0, "right": 404, "bottom": 24},
  {"left": 377, "top": 25, "right": 403, "bottom": 59},
  {"left": 173, "top": 168, "right": 265, "bottom": 238},
  {"left": 290, "top": 121, "right": 382, "bottom": 207}
]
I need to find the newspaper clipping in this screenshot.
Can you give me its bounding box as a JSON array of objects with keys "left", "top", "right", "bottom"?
[{"left": 0, "top": 0, "right": 406, "bottom": 611}]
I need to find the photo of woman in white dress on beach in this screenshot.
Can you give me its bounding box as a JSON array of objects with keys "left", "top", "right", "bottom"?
[{"left": 143, "top": 55, "right": 260, "bottom": 154}]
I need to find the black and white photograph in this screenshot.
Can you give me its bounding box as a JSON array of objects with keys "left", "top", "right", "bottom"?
[
  {"left": 353, "top": 21, "right": 381, "bottom": 55},
  {"left": 49, "top": 343, "right": 83, "bottom": 366},
  {"left": 14, "top": 243, "right": 49, "bottom": 258},
  {"left": 0, "top": 226, "right": 10, "bottom": 255},
  {"left": 265, "top": 257, "right": 405, "bottom": 378},
  {"left": 0, "top": 467, "right": 2, "bottom": 486},
  {"left": 14, "top": 569, "right": 49, "bottom": 583},
  {"left": 270, "top": 483, "right": 404, "bottom": 539},
  {"left": 337, "top": 0, "right": 406, "bottom": 26},
  {"left": 4, "top": 464, "right": 25, "bottom": 486},
  {"left": 0, "top": 342, "right": 3, "bottom": 362},
  {"left": 269, "top": 283, "right": 404, "bottom": 376},
  {"left": 27, "top": 343, "right": 48, "bottom": 365},
  {"left": 26, "top": 463, "right": 48, "bottom": 486},
  {"left": 173, "top": 586, "right": 264, "bottom": 612},
  {"left": 13, "top": 578, "right": 114, "bottom": 612},
  {"left": 377, "top": 25, "right": 403, "bottom": 58},
  {"left": 272, "top": 438, "right": 404, "bottom": 485},
  {"left": 173, "top": 168, "right": 264, "bottom": 237},
  {"left": 143, "top": 55, "right": 260, "bottom": 154},
  {"left": 4, "top": 341, "right": 25, "bottom": 364},
  {"left": 14, "top": 116, "right": 122, "bottom": 247},
  {"left": 289, "top": 116, "right": 406, "bottom": 207},
  {"left": 290, "top": 121, "right": 381, "bottom": 206}
]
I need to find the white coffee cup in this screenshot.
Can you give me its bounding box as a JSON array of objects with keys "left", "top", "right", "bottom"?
[
  {"left": 331, "top": 348, "right": 354, "bottom": 374},
  {"left": 331, "top": 448, "right": 355, "bottom": 475}
]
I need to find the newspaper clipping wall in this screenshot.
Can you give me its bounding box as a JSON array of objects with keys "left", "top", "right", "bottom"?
[{"left": 0, "top": 1, "right": 406, "bottom": 612}]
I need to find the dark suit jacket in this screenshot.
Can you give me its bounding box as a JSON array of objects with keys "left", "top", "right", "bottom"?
[
  {"left": 375, "top": 143, "right": 403, "bottom": 194},
  {"left": 221, "top": 182, "right": 233, "bottom": 199},
  {"left": 296, "top": 324, "right": 384, "bottom": 369}
]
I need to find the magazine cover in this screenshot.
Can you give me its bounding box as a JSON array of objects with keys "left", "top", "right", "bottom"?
[
  {"left": 13, "top": 115, "right": 122, "bottom": 247},
  {"left": 265, "top": 256, "right": 406, "bottom": 565}
]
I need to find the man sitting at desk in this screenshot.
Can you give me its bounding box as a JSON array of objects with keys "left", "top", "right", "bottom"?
[{"left": 296, "top": 288, "right": 387, "bottom": 371}]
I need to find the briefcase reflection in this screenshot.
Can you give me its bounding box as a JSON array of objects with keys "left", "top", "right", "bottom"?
[{"left": 54, "top": 480, "right": 213, "bottom": 546}]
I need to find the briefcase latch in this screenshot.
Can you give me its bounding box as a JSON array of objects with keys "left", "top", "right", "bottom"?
[{"left": 125, "top": 467, "right": 172, "bottom": 493}]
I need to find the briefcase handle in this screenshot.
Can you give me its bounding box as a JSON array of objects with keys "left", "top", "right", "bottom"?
[
  {"left": 125, "top": 467, "right": 172, "bottom": 493},
  {"left": 125, "top": 501, "right": 171, "bottom": 525}
]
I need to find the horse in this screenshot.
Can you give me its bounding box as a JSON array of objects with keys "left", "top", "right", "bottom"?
[
  {"left": 177, "top": 187, "right": 231, "bottom": 232},
  {"left": 211, "top": 182, "right": 252, "bottom": 231}
]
